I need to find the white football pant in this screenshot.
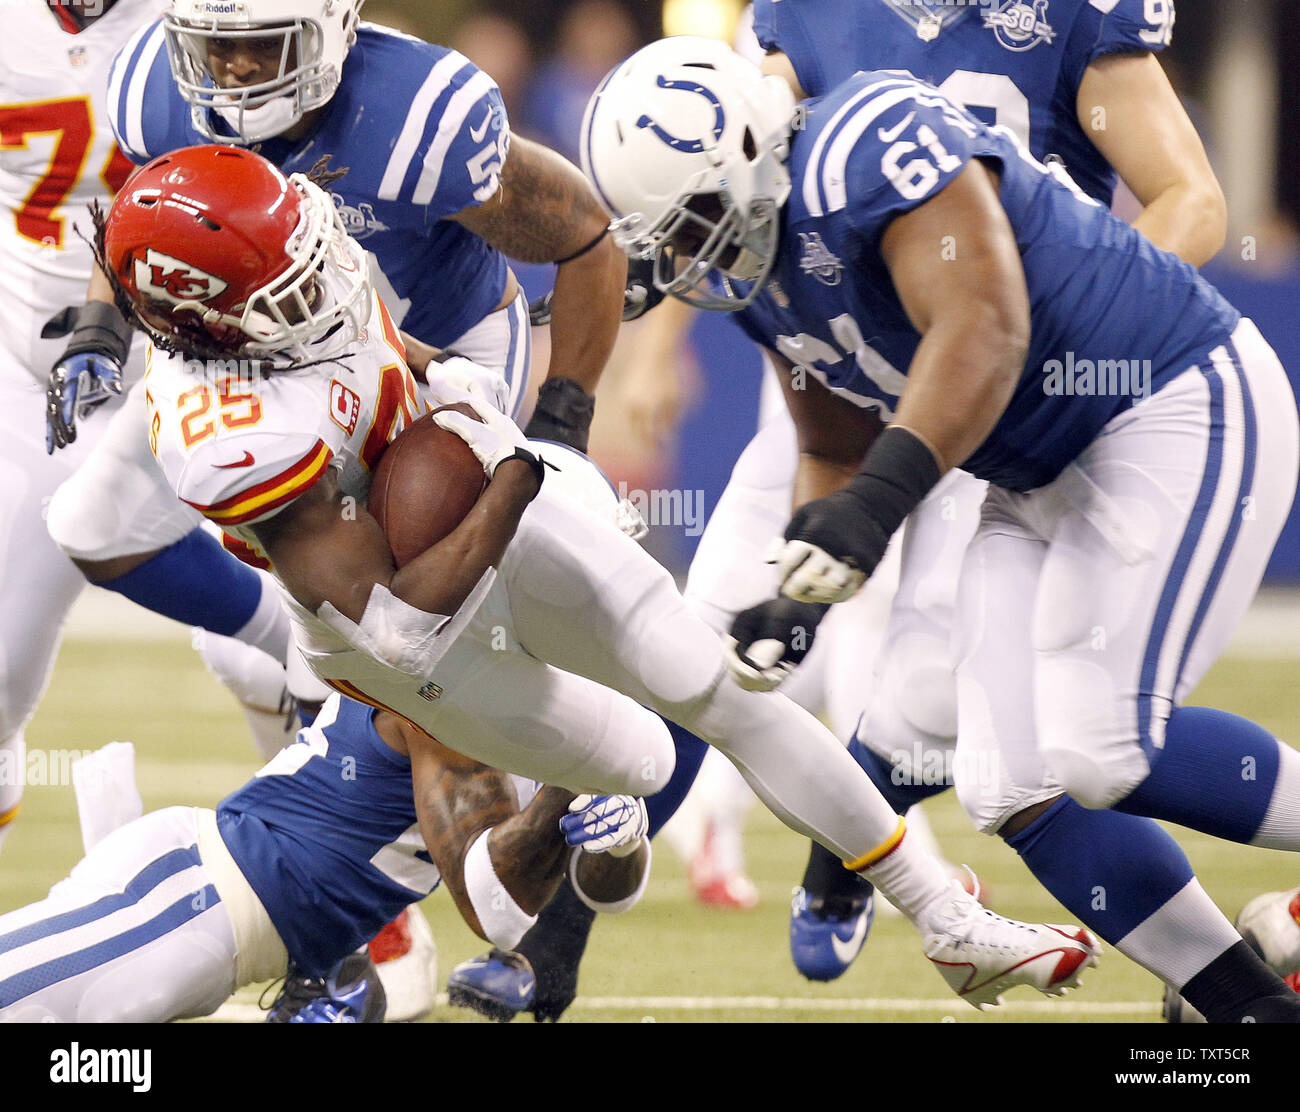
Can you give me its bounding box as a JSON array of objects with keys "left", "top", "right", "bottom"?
[
  {"left": 0, "top": 806, "right": 285, "bottom": 1022},
  {"left": 293, "top": 450, "right": 912, "bottom": 863},
  {"left": 0, "top": 345, "right": 142, "bottom": 849},
  {"left": 953, "top": 319, "right": 1300, "bottom": 831}
]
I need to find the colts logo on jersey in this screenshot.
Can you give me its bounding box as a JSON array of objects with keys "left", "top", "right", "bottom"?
[
  {"left": 331, "top": 194, "right": 391, "bottom": 241},
  {"left": 636, "top": 76, "right": 726, "bottom": 153},
  {"left": 983, "top": 0, "right": 1056, "bottom": 52},
  {"left": 133, "top": 248, "right": 228, "bottom": 304},
  {"left": 797, "top": 232, "right": 843, "bottom": 287}
]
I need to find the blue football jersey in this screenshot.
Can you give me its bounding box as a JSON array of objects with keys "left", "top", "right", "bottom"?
[
  {"left": 751, "top": 0, "right": 1175, "bottom": 205},
  {"left": 216, "top": 695, "right": 439, "bottom": 977},
  {"left": 732, "top": 71, "right": 1239, "bottom": 491},
  {"left": 106, "top": 21, "right": 509, "bottom": 347}
]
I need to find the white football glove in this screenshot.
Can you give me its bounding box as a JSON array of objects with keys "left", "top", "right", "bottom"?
[
  {"left": 560, "top": 794, "right": 649, "bottom": 857},
  {"left": 424, "top": 355, "right": 510, "bottom": 415},
  {"left": 769, "top": 537, "right": 866, "bottom": 605},
  {"left": 431, "top": 395, "right": 533, "bottom": 478}
]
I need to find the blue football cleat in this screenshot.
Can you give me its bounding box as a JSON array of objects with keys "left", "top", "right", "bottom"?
[
  {"left": 265, "top": 953, "right": 387, "bottom": 1023},
  {"left": 789, "top": 886, "right": 875, "bottom": 982},
  {"left": 446, "top": 949, "right": 536, "bottom": 1022}
]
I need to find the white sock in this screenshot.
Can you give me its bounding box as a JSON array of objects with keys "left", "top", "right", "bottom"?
[
  {"left": 1113, "top": 878, "right": 1241, "bottom": 989},
  {"left": 231, "top": 570, "right": 290, "bottom": 662},
  {"left": 861, "top": 824, "right": 958, "bottom": 928}
]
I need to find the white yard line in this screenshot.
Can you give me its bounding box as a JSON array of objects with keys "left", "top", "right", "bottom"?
[{"left": 204, "top": 994, "right": 1159, "bottom": 1022}]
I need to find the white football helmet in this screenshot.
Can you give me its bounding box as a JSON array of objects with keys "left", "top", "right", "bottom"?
[
  {"left": 164, "top": 0, "right": 365, "bottom": 144},
  {"left": 580, "top": 36, "right": 796, "bottom": 311}
]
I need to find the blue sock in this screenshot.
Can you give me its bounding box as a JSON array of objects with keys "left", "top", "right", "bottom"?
[
  {"left": 847, "top": 735, "right": 949, "bottom": 815},
  {"left": 1005, "top": 796, "right": 1194, "bottom": 945},
  {"left": 1116, "top": 706, "right": 1280, "bottom": 843},
  {"left": 96, "top": 528, "right": 263, "bottom": 637},
  {"left": 646, "top": 720, "right": 710, "bottom": 838}
]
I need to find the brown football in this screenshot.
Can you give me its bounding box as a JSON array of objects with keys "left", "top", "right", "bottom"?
[{"left": 368, "top": 403, "right": 488, "bottom": 568}]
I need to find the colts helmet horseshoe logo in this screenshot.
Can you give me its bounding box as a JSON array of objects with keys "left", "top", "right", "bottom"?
[
  {"left": 636, "top": 75, "right": 726, "bottom": 153},
  {"left": 133, "top": 247, "right": 229, "bottom": 304}
]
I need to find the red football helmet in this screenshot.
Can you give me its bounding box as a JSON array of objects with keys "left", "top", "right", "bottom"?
[{"left": 102, "top": 144, "right": 371, "bottom": 360}]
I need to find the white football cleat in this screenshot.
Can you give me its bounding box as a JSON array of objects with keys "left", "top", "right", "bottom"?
[
  {"left": 368, "top": 907, "right": 439, "bottom": 1022},
  {"left": 921, "top": 884, "right": 1101, "bottom": 1009},
  {"left": 1235, "top": 887, "right": 1300, "bottom": 977}
]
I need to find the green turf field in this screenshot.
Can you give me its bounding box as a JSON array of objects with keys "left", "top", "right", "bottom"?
[{"left": 5, "top": 621, "right": 1298, "bottom": 1024}]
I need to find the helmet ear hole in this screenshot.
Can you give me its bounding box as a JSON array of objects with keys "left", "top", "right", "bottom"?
[{"left": 742, "top": 127, "right": 758, "bottom": 162}]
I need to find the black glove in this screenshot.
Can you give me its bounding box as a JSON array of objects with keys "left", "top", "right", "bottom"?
[
  {"left": 620, "top": 255, "right": 665, "bottom": 321},
  {"left": 523, "top": 377, "right": 596, "bottom": 453},
  {"left": 528, "top": 292, "right": 554, "bottom": 327},
  {"left": 776, "top": 426, "right": 942, "bottom": 603},
  {"left": 724, "top": 597, "right": 829, "bottom": 691},
  {"left": 44, "top": 301, "right": 133, "bottom": 453},
  {"left": 526, "top": 256, "right": 666, "bottom": 327}
]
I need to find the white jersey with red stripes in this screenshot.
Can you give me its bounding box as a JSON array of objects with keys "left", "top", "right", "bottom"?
[
  {"left": 144, "top": 292, "right": 421, "bottom": 561},
  {"left": 0, "top": 0, "right": 161, "bottom": 385}
]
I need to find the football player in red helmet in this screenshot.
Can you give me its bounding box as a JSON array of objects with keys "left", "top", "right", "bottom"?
[
  {"left": 99, "top": 142, "right": 1105, "bottom": 1021},
  {"left": 100, "top": 145, "right": 370, "bottom": 364}
]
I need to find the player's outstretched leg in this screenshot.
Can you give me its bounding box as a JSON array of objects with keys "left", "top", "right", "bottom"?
[{"left": 503, "top": 481, "right": 1101, "bottom": 1010}]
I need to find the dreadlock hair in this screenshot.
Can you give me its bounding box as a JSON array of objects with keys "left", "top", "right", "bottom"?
[{"left": 89, "top": 198, "right": 355, "bottom": 375}]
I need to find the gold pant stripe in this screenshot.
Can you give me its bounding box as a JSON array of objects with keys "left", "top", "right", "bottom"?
[{"left": 842, "top": 817, "right": 906, "bottom": 873}]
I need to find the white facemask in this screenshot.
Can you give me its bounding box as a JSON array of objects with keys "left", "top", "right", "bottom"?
[{"left": 214, "top": 95, "right": 301, "bottom": 143}]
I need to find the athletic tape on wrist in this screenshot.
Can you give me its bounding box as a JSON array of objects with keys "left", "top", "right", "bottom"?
[
  {"left": 464, "top": 829, "right": 538, "bottom": 951},
  {"left": 844, "top": 425, "right": 944, "bottom": 539},
  {"left": 568, "top": 840, "right": 651, "bottom": 915},
  {"left": 532, "top": 377, "right": 595, "bottom": 428},
  {"left": 315, "top": 573, "right": 495, "bottom": 678}
]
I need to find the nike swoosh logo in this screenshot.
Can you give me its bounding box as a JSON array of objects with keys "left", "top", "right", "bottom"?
[
  {"left": 830, "top": 911, "right": 870, "bottom": 965},
  {"left": 469, "top": 106, "right": 493, "bottom": 144},
  {"left": 214, "top": 451, "right": 255, "bottom": 469},
  {"left": 877, "top": 111, "right": 916, "bottom": 144}
]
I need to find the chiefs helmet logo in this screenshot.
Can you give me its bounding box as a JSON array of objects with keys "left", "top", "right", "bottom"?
[{"left": 133, "top": 248, "right": 229, "bottom": 304}]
